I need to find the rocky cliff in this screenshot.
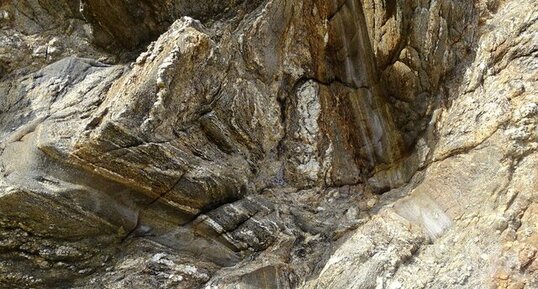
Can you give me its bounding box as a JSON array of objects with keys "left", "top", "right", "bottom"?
[{"left": 0, "top": 0, "right": 536, "bottom": 288}]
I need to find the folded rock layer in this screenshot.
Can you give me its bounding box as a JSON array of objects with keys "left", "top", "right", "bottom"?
[{"left": 0, "top": 0, "right": 536, "bottom": 288}]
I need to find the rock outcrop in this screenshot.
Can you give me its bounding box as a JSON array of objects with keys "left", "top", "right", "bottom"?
[{"left": 0, "top": 0, "right": 536, "bottom": 288}]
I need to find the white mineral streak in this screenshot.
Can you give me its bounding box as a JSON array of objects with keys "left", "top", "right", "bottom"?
[
  {"left": 141, "top": 44, "right": 181, "bottom": 131},
  {"left": 296, "top": 81, "right": 321, "bottom": 181}
]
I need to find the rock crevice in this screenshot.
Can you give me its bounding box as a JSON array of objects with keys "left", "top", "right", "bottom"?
[{"left": 0, "top": 0, "right": 536, "bottom": 288}]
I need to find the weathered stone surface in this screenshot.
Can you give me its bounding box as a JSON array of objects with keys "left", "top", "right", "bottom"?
[
  {"left": 361, "top": 0, "right": 479, "bottom": 149},
  {"left": 79, "top": 0, "right": 265, "bottom": 54},
  {"left": 0, "top": 0, "right": 536, "bottom": 288},
  {"left": 0, "top": 0, "right": 113, "bottom": 79}
]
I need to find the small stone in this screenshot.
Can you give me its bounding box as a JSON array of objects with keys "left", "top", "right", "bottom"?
[{"left": 0, "top": 10, "right": 9, "bottom": 20}]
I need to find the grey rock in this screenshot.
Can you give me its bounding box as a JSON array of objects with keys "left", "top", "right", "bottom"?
[{"left": 0, "top": 0, "right": 536, "bottom": 288}]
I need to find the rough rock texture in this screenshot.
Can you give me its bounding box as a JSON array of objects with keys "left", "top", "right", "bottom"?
[{"left": 0, "top": 0, "right": 536, "bottom": 288}]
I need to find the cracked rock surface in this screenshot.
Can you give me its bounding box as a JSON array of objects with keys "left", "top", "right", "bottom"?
[{"left": 0, "top": 0, "right": 536, "bottom": 288}]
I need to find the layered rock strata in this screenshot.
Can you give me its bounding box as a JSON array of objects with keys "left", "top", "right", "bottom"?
[{"left": 0, "top": 0, "right": 536, "bottom": 288}]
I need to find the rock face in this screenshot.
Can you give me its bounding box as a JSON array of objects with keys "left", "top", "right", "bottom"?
[{"left": 0, "top": 0, "right": 536, "bottom": 288}]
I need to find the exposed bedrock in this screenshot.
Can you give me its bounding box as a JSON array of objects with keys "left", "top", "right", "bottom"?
[
  {"left": 78, "top": 0, "right": 266, "bottom": 53},
  {"left": 0, "top": 0, "right": 536, "bottom": 288}
]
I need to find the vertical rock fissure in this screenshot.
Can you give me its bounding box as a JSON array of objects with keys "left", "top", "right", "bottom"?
[{"left": 322, "top": 0, "right": 404, "bottom": 184}]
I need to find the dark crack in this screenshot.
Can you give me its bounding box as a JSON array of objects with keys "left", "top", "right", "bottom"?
[{"left": 121, "top": 173, "right": 186, "bottom": 242}]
